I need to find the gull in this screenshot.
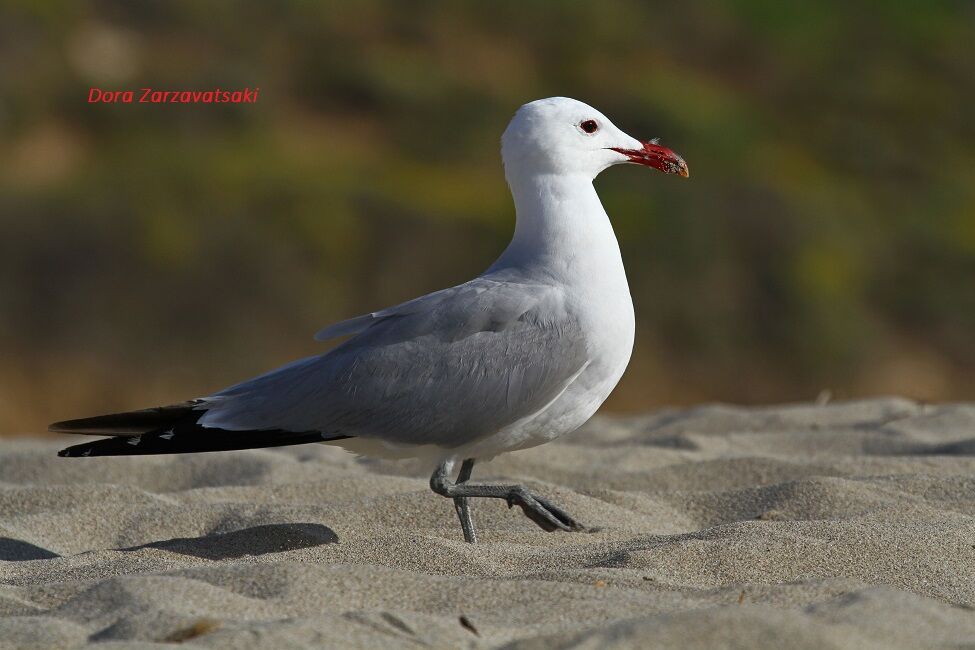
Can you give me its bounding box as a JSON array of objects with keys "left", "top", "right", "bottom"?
[{"left": 51, "top": 97, "right": 688, "bottom": 543}]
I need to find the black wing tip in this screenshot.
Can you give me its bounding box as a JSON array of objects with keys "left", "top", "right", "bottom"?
[
  {"left": 49, "top": 420, "right": 85, "bottom": 433},
  {"left": 56, "top": 429, "right": 352, "bottom": 458},
  {"left": 48, "top": 401, "right": 205, "bottom": 435},
  {"left": 57, "top": 444, "right": 95, "bottom": 457}
]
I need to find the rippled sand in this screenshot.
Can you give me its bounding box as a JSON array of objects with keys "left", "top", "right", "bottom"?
[{"left": 1, "top": 398, "right": 974, "bottom": 648}]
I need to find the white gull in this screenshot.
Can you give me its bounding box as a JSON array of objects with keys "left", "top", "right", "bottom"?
[{"left": 52, "top": 97, "right": 689, "bottom": 542}]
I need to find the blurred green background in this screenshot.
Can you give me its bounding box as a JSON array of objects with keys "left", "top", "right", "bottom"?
[{"left": 1, "top": 1, "right": 973, "bottom": 433}]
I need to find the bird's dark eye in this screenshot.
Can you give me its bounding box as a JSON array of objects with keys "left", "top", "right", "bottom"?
[{"left": 580, "top": 119, "right": 598, "bottom": 134}]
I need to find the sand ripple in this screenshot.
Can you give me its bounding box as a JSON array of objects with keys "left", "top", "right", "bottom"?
[{"left": 1, "top": 398, "right": 974, "bottom": 648}]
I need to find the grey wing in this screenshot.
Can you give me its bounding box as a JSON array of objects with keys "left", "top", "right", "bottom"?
[
  {"left": 198, "top": 277, "right": 590, "bottom": 448},
  {"left": 312, "top": 285, "right": 457, "bottom": 341}
]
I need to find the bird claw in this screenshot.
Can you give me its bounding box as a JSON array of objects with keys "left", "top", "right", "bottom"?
[{"left": 506, "top": 487, "right": 585, "bottom": 533}]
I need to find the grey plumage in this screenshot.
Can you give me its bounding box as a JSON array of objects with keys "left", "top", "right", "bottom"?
[{"left": 199, "top": 273, "right": 589, "bottom": 449}]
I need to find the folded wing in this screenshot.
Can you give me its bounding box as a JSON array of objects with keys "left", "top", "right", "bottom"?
[{"left": 200, "top": 275, "right": 589, "bottom": 448}]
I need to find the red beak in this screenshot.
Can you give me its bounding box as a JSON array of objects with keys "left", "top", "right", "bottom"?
[{"left": 609, "top": 140, "right": 689, "bottom": 178}]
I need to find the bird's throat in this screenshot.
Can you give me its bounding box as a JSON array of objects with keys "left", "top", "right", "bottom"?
[{"left": 494, "top": 173, "right": 625, "bottom": 284}]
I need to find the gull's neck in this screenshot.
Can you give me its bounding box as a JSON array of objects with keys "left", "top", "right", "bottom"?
[{"left": 490, "top": 172, "right": 627, "bottom": 285}]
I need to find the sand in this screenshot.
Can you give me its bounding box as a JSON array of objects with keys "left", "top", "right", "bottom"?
[{"left": 1, "top": 397, "right": 974, "bottom": 648}]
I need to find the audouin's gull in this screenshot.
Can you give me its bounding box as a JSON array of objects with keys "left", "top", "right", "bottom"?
[{"left": 52, "top": 97, "right": 689, "bottom": 543}]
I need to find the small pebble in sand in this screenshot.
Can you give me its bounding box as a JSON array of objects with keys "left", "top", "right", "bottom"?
[
  {"left": 459, "top": 615, "right": 479, "bottom": 636},
  {"left": 163, "top": 618, "right": 221, "bottom": 643}
]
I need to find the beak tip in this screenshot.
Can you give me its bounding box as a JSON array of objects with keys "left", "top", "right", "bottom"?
[{"left": 609, "top": 142, "right": 689, "bottom": 178}]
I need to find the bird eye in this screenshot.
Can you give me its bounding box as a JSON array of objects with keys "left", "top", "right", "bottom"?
[{"left": 580, "top": 119, "right": 599, "bottom": 134}]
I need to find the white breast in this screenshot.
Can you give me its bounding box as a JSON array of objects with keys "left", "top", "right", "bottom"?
[{"left": 460, "top": 216, "right": 637, "bottom": 460}]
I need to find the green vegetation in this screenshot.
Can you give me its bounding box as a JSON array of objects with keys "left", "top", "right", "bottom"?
[{"left": 1, "top": 1, "right": 972, "bottom": 431}]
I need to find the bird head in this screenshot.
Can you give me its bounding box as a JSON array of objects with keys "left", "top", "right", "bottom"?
[{"left": 501, "top": 97, "right": 688, "bottom": 180}]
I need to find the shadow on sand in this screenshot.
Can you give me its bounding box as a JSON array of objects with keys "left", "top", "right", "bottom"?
[
  {"left": 122, "top": 522, "right": 339, "bottom": 560},
  {"left": 0, "top": 537, "right": 61, "bottom": 561}
]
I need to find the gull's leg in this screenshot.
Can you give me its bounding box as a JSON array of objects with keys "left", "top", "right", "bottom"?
[
  {"left": 453, "top": 458, "right": 477, "bottom": 544},
  {"left": 430, "top": 461, "right": 584, "bottom": 541}
]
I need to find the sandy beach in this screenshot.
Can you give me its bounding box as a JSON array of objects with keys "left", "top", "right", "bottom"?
[{"left": 1, "top": 397, "right": 974, "bottom": 648}]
